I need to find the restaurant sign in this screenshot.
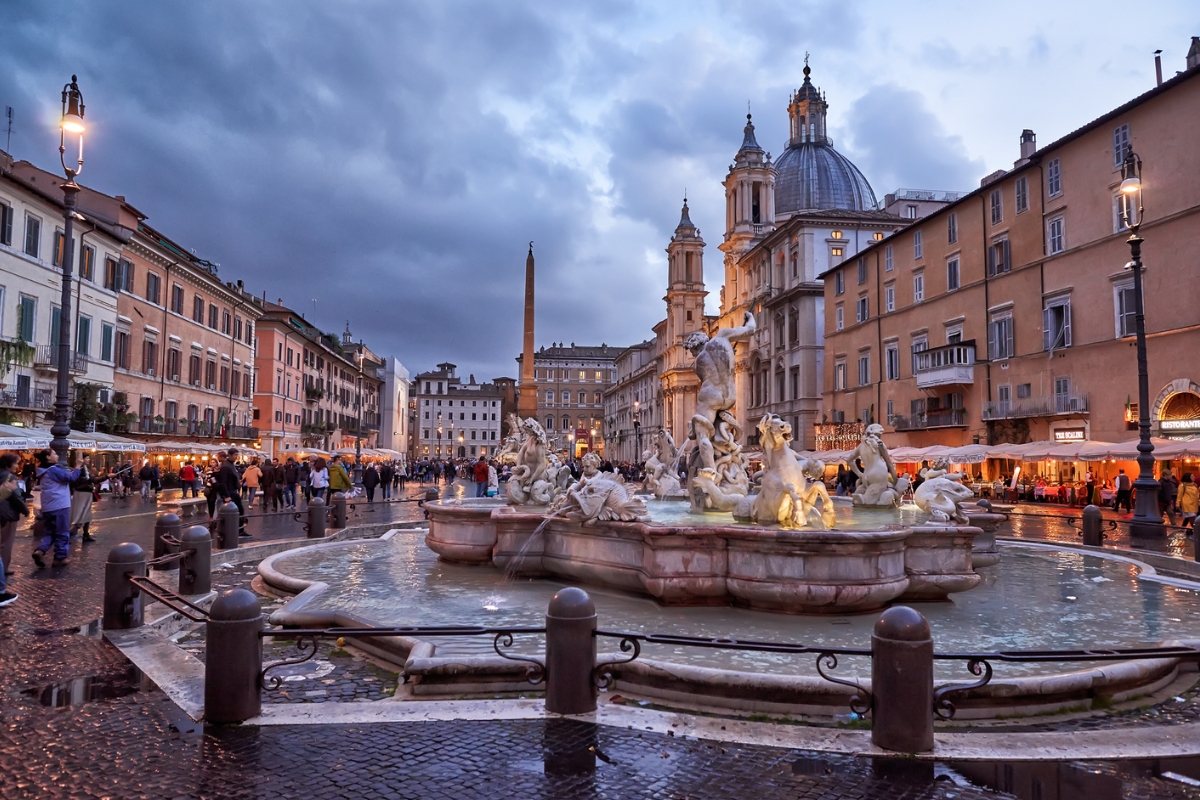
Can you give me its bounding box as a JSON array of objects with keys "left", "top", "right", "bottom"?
[
  {"left": 1160, "top": 419, "right": 1200, "bottom": 431},
  {"left": 814, "top": 422, "right": 865, "bottom": 451},
  {"left": 1053, "top": 427, "right": 1086, "bottom": 442}
]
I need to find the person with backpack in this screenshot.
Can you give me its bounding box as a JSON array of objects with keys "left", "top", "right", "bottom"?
[
  {"left": 69, "top": 452, "right": 96, "bottom": 542},
  {"left": 31, "top": 449, "right": 80, "bottom": 568}
]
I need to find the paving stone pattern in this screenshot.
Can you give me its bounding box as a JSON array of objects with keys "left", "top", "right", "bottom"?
[{"left": 2, "top": 485, "right": 1200, "bottom": 798}]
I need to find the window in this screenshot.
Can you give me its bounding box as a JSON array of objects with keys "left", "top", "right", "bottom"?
[
  {"left": 171, "top": 284, "right": 184, "bottom": 314},
  {"left": 997, "top": 384, "right": 1011, "bottom": 416},
  {"left": 222, "top": 310, "right": 232, "bottom": 335},
  {"left": 146, "top": 272, "right": 161, "bottom": 305},
  {"left": 1115, "top": 281, "right": 1138, "bottom": 338},
  {"left": 53, "top": 229, "right": 66, "bottom": 267},
  {"left": 167, "top": 348, "right": 181, "bottom": 380},
  {"left": 790, "top": 367, "right": 799, "bottom": 400},
  {"left": 0, "top": 201, "right": 12, "bottom": 245},
  {"left": 886, "top": 344, "right": 900, "bottom": 381},
  {"left": 1047, "top": 158, "right": 1062, "bottom": 196},
  {"left": 946, "top": 325, "right": 963, "bottom": 344},
  {"left": 243, "top": 372, "right": 251, "bottom": 397},
  {"left": 855, "top": 296, "right": 868, "bottom": 323},
  {"left": 100, "top": 323, "right": 114, "bottom": 362},
  {"left": 594, "top": 391, "right": 601, "bottom": 404},
  {"left": 1113, "top": 123, "right": 1131, "bottom": 168},
  {"left": 947, "top": 213, "right": 957, "bottom": 244},
  {"left": 990, "top": 189, "right": 1003, "bottom": 225},
  {"left": 116, "top": 331, "right": 131, "bottom": 369},
  {"left": 80, "top": 245, "right": 95, "bottom": 280},
  {"left": 208, "top": 303, "right": 218, "bottom": 329},
  {"left": 578, "top": 390, "right": 586, "bottom": 405},
  {"left": 1113, "top": 195, "right": 1131, "bottom": 233},
  {"left": 119, "top": 259, "right": 134, "bottom": 292},
  {"left": 791, "top": 254, "right": 798, "bottom": 278},
  {"left": 835, "top": 306, "right": 844, "bottom": 331},
  {"left": 885, "top": 284, "right": 895, "bottom": 313},
  {"left": 205, "top": 360, "right": 216, "bottom": 389},
  {"left": 830, "top": 247, "right": 843, "bottom": 260},
  {"left": 220, "top": 366, "right": 230, "bottom": 393},
  {"left": 1017, "top": 383, "right": 1031, "bottom": 399},
  {"left": 76, "top": 315, "right": 91, "bottom": 355},
  {"left": 857, "top": 354, "right": 870, "bottom": 386},
  {"left": 913, "top": 230, "right": 923, "bottom": 259},
  {"left": 1047, "top": 216, "right": 1064, "bottom": 255},
  {"left": 193, "top": 295, "right": 204, "bottom": 323},
  {"left": 989, "top": 313, "right": 1014, "bottom": 360},
  {"left": 142, "top": 338, "right": 158, "bottom": 375},
  {"left": 856, "top": 258, "right": 866, "bottom": 284},
  {"left": 884, "top": 245, "right": 893, "bottom": 271},
  {"left": 24, "top": 214, "right": 40, "bottom": 258},
  {"left": 946, "top": 258, "right": 960, "bottom": 291},
  {"left": 545, "top": 416, "right": 554, "bottom": 431},
  {"left": 50, "top": 306, "right": 61, "bottom": 349},
  {"left": 1015, "top": 177, "right": 1028, "bottom": 213},
  {"left": 886, "top": 399, "right": 894, "bottom": 425},
  {"left": 545, "top": 390, "right": 554, "bottom": 405},
  {"left": 189, "top": 354, "right": 201, "bottom": 385},
  {"left": 906, "top": 205, "right": 917, "bottom": 219},
  {"left": 17, "top": 295, "right": 35, "bottom": 342},
  {"left": 834, "top": 271, "right": 844, "bottom": 295},
  {"left": 831, "top": 230, "right": 843, "bottom": 239},
  {"left": 913, "top": 273, "right": 924, "bottom": 303},
  {"left": 834, "top": 361, "right": 847, "bottom": 391},
  {"left": 988, "top": 239, "right": 1011, "bottom": 276},
  {"left": 911, "top": 336, "right": 928, "bottom": 372}
]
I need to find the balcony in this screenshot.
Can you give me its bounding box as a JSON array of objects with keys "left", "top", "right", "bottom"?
[
  {"left": 892, "top": 409, "right": 967, "bottom": 431},
  {"left": 982, "top": 391, "right": 1089, "bottom": 420},
  {"left": 33, "top": 344, "right": 89, "bottom": 374},
  {"left": 0, "top": 387, "right": 53, "bottom": 411},
  {"left": 914, "top": 341, "right": 975, "bottom": 389}
]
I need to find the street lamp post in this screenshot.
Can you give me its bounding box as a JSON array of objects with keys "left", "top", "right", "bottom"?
[
  {"left": 633, "top": 400, "right": 641, "bottom": 463},
  {"left": 568, "top": 433, "right": 575, "bottom": 463},
  {"left": 51, "top": 76, "right": 87, "bottom": 461},
  {"left": 353, "top": 343, "right": 363, "bottom": 485},
  {"left": 1120, "top": 151, "right": 1162, "bottom": 536}
]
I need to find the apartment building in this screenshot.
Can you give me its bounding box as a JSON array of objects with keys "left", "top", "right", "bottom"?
[
  {"left": 515, "top": 344, "right": 620, "bottom": 459},
  {"left": 0, "top": 153, "right": 123, "bottom": 423},
  {"left": 822, "top": 51, "right": 1200, "bottom": 447},
  {"left": 413, "top": 363, "right": 503, "bottom": 459}
]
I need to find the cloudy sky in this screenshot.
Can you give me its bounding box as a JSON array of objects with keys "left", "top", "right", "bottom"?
[{"left": 2, "top": 1, "right": 1195, "bottom": 381}]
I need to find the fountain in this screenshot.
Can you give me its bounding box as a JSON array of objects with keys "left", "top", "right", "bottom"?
[{"left": 426, "top": 311, "right": 999, "bottom": 615}]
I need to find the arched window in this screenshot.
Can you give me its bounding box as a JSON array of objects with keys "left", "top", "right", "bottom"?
[{"left": 545, "top": 416, "right": 554, "bottom": 431}]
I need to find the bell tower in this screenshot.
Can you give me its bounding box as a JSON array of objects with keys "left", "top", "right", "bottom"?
[
  {"left": 718, "top": 113, "right": 776, "bottom": 315},
  {"left": 664, "top": 198, "right": 706, "bottom": 345},
  {"left": 787, "top": 59, "right": 828, "bottom": 145}
]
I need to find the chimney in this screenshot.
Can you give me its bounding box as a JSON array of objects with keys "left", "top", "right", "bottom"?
[
  {"left": 1019, "top": 129, "right": 1036, "bottom": 159},
  {"left": 1188, "top": 37, "right": 1200, "bottom": 70},
  {"left": 1155, "top": 50, "right": 1164, "bottom": 85}
]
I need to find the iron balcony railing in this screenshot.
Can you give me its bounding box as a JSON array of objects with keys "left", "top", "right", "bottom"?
[
  {"left": 0, "top": 387, "right": 53, "bottom": 410},
  {"left": 892, "top": 409, "right": 967, "bottom": 431},
  {"left": 982, "top": 391, "right": 1090, "bottom": 420},
  {"left": 33, "top": 344, "right": 89, "bottom": 373}
]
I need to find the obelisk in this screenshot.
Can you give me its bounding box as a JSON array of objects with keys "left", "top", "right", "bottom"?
[{"left": 517, "top": 242, "right": 538, "bottom": 418}]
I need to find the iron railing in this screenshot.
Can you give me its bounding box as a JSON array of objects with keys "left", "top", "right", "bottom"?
[
  {"left": 982, "top": 391, "right": 1090, "bottom": 420},
  {"left": 33, "top": 344, "right": 89, "bottom": 373},
  {"left": 892, "top": 409, "right": 966, "bottom": 430}
]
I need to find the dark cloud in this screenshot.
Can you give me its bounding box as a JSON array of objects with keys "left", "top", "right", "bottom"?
[{"left": 841, "top": 85, "right": 985, "bottom": 194}]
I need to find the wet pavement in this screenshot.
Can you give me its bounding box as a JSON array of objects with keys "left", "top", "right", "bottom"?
[{"left": 2, "top": 483, "right": 1200, "bottom": 798}]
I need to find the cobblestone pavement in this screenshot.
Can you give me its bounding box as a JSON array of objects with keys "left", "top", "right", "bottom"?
[{"left": 3, "top": 485, "right": 1200, "bottom": 798}]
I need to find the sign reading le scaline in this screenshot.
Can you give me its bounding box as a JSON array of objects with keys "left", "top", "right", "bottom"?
[{"left": 813, "top": 422, "right": 865, "bottom": 452}]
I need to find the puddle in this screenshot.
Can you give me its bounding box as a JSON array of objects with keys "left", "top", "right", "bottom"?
[
  {"left": 23, "top": 665, "right": 152, "bottom": 708},
  {"left": 30, "top": 618, "right": 103, "bottom": 638}
]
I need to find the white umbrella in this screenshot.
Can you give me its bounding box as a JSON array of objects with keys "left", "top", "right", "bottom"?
[{"left": 944, "top": 444, "right": 993, "bottom": 464}]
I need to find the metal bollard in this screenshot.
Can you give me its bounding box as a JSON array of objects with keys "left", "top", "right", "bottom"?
[
  {"left": 178, "top": 525, "right": 212, "bottom": 595},
  {"left": 103, "top": 543, "right": 146, "bottom": 631},
  {"left": 153, "top": 512, "right": 182, "bottom": 570},
  {"left": 545, "top": 587, "right": 597, "bottom": 715},
  {"left": 305, "top": 496, "right": 326, "bottom": 539},
  {"left": 1082, "top": 504, "right": 1104, "bottom": 547},
  {"left": 205, "top": 589, "right": 263, "bottom": 724},
  {"left": 329, "top": 492, "right": 347, "bottom": 529},
  {"left": 217, "top": 501, "right": 241, "bottom": 550},
  {"left": 871, "top": 606, "right": 934, "bottom": 753}
]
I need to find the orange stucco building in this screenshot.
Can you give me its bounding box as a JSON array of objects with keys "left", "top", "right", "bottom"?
[{"left": 822, "top": 55, "right": 1200, "bottom": 449}]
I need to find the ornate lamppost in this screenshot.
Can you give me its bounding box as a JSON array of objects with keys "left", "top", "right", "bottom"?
[
  {"left": 1119, "top": 151, "right": 1161, "bottom": 536},
  {"left": 353, "top": 343, "right": 364, "bottom": 485},
  {"left": 51, "top": 76, "right": 86, "bottom": 461},
  {"left": 633, "top": 400, "right": 641, "bottom": 463}
]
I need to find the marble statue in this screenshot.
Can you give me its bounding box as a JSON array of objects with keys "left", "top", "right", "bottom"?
[
  {"left": 548, "top": 452, "right": 648, "bottom": 524},
  {"left": 495, "top": 413, "right": 523, "bottom": 466},
  {"left": 735, "top": 414, "right": 836, "bottom": 529},
  {"left": 505, "top": 417, "right": 560, "bottom": 506},
  {"left": 644, "top": 430, "right": 684, "bottom": 498},
  {"left": 913, "top": 459, "right": 974, "bottom": 524},
  {"left": 847, "top": 423, "right": 899, "bottom": 507},
  {"left": 683, "top": 312, "right": 756, "bottom": 512}
]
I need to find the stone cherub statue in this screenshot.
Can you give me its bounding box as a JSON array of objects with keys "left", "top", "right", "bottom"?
[
  {"left": 682, "top": 311, "right": 757, "bottom": 512},
  {"left": 504, "top": 417, "right": 561, "bottom": 506},
  {"left": 548, "top": 452, "right": 648, "bottom": 524},
  {"left": 847, "top": 423, "right": 900, "bottom": 507},
  {"left": 643, "top": 429, "right": 684, "bottom": 499},
  {"left": 494, "top": 412, "right": 523, "bottom": 466},
  {"left": 913, "top": 458, "right": 974, "bottom": 524}
]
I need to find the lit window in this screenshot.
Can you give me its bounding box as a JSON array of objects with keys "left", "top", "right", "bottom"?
[
  {"left": 831, "top": 230, "right": 843, "bottom": 239},
  {"left": 872, "top": 232, "right": 885, "bottom": 242}
]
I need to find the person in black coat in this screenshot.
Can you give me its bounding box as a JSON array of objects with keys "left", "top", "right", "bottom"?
[
  {"left": 379, "top": 462, "right": 394, "bottom": 501},
  {"left": 362, "top": 464, "right": 380, "bottom": 503},
  {"left": 214, "top": 450, "right": 248, "bottom": 536}
]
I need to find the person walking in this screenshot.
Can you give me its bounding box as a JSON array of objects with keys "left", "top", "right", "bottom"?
[
  {"left": 179, "top": 461, "right": 197, "bottom": 498},
  {"left": 1115, "top": 469, "right": 1133, "bottom": 512},
  {"left": 1085, "top": 468, "right": 1096, "bottom": 507},
  {"left": 138, "top": 460, "right": 155, "bottom": 500},
  {"left": 1159, "top": 468, "right": 1180, "bottom": 525},
  {"left": 472, "top": 456, "right": 489, "bottom": 498},
  {"left": 379, "top": 462, "right": 393, "bottom": 501},
  {"left": 262, "top": 459, "right": 281, "bottom": 512},
  {"left": 1178, "top": 473, "right": 1199, "bottom": 535},
  {"left": 397, "top": 463, "right": 407, "bottom": 491},
  {"left": 328, "top": 456, "right": 352, "bottom": 496},
  {"left": 311, "top": 457, "right": 329, "bottom": 500},
  {"left": 31, "top": 449, "right": 80, "bottom": 568},
  {"left": 242, "top": 459, "right": 263, "bottom": 505},
  {"left": 486, "top": 460, "right": 498, "bottom": 497},
  {"left": 362, "top": 464, "right": 380, "bottom": 503},
  {"left": 0, "top": 454, "right": 26, "bottom": 581},
  {"left": 215, "top": 449, "right": 249, "bottom": 538},
  {"left": 282, "top": 458, "right": 299, "bottom": 509},
  {"left": 69, "top": 452, "right": 96, "bottom": 543}
]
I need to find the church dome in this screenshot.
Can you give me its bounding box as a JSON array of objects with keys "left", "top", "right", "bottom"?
[
  {"left": 773, "top": 143, "right": 877, "bottom": 213},
  {"left": 773, "top": 63, "right": 877, "bottom": 215}
]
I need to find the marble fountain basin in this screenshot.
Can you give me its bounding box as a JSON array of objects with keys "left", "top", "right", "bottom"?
[{"left": 424, "top": 499, "right": 997, "bottom": 615}]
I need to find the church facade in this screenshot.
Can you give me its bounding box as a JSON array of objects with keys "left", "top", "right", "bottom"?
[{"left": 605, "top": 65, "right": 911, "bottom": 460}]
